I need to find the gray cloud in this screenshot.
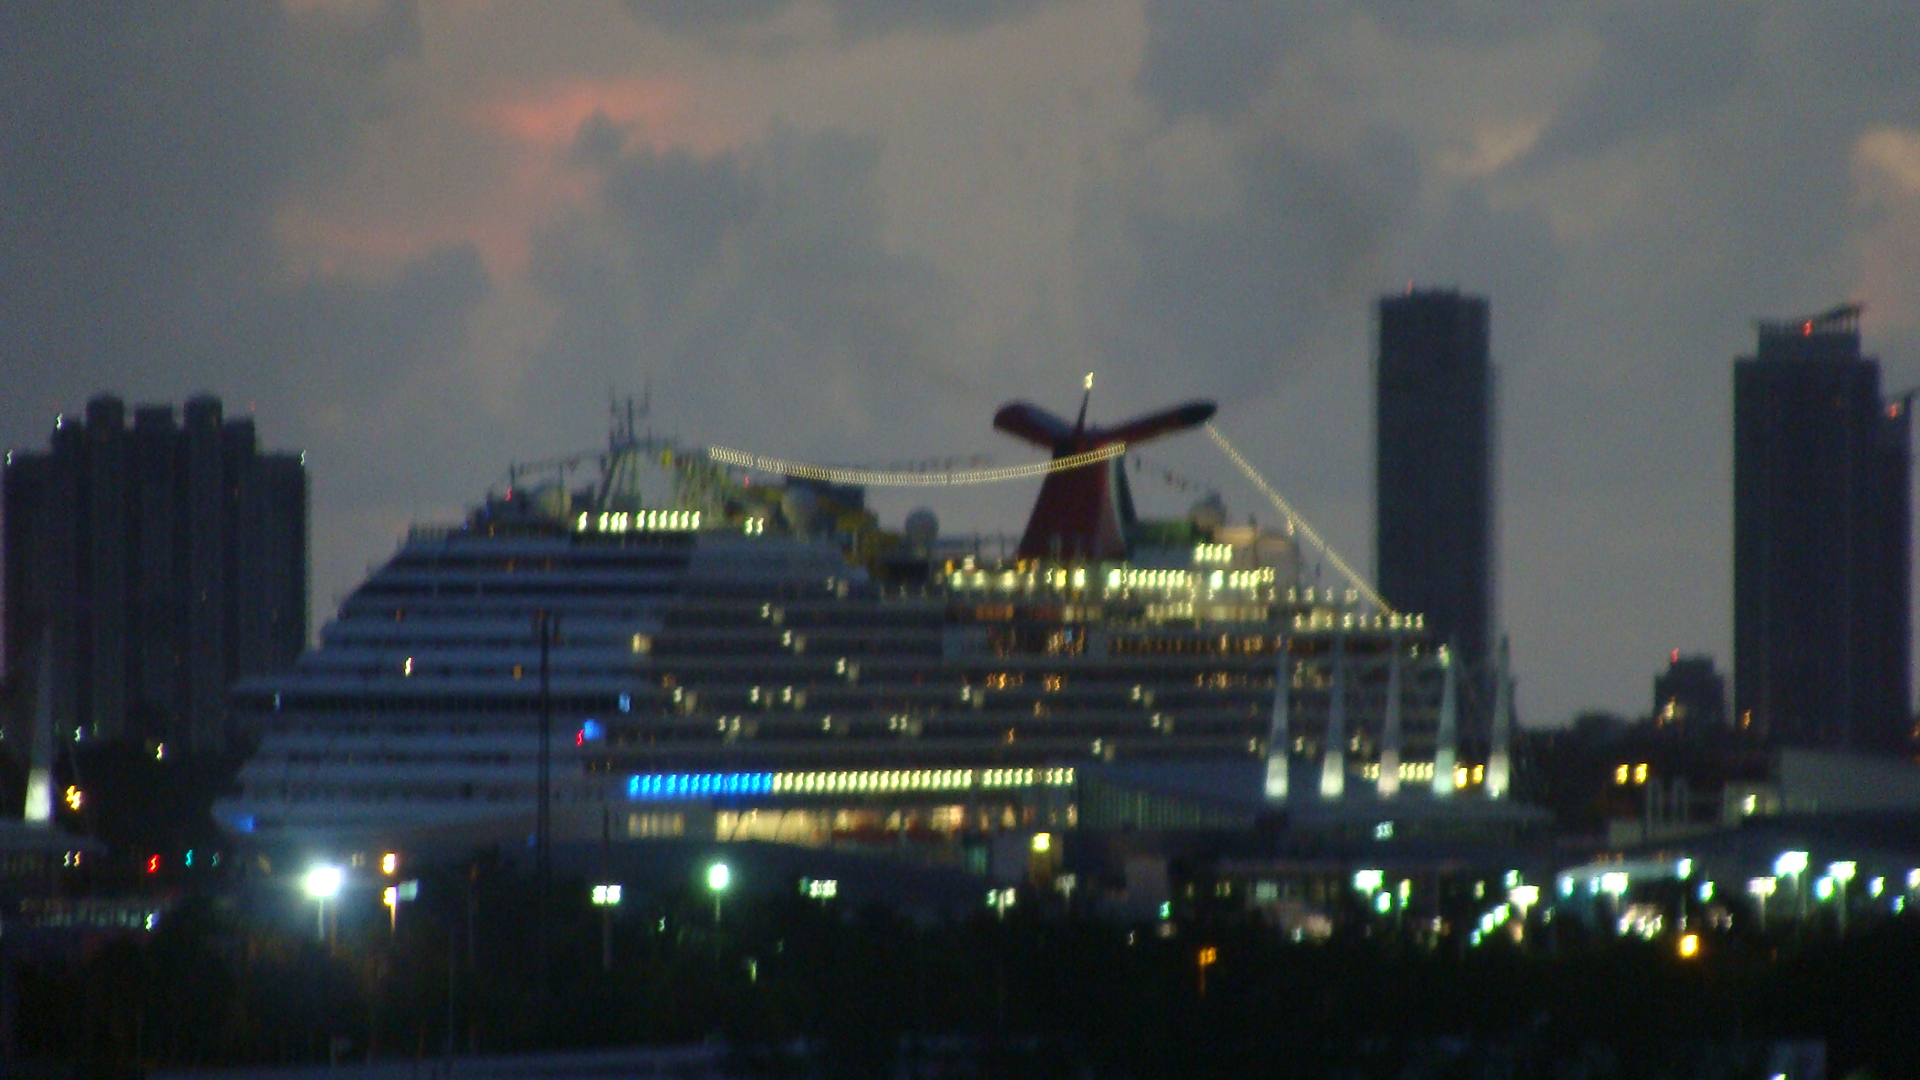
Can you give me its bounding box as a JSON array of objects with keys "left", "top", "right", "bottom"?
[
  {"left": 1524, "top": 4, "right": 1760, "bottom": 167},
  {"left": 1078, "top": 128, "right": 1421, "bottom": 398},
  {"left": 0, "top": 2, "right": 421, "bottom": 398},
  {"left": 1133, "top": 0, "right": 1294, "bottom": 122},
  {"left": 525, "top": 119, "right": 970, "bottom": 458},
  {"left": 621, "top": 0, "right": 1046, "bottom": 41},
  {"left": 212, "top": 245, "right": 491, "bottom": 447},
  {"left": 1133, "top": 0, "right": 1582, "bottom": 125}
]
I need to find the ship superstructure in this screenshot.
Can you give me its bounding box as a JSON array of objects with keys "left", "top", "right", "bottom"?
[{"left": 219, "top": 401, "right": 1505, "bottom": 852}]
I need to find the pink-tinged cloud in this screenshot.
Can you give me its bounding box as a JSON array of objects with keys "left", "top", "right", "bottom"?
[
  {"left": 478, "top": 75, "right": 736, "bottom": 157},
  {"left": 270, "top": 71, "right": 748, "bottom": 283}
]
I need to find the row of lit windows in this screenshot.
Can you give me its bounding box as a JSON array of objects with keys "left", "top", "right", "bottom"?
[
  {"left": 1111, "top": 635, "right": 1276, "bottom": 657},
  {"left": 575, "top": 510, "right": 702, "bottom": 533},
  {"left": 1357, "top": 761, "right": 1440, "bottom": 781},
  {"left": 1293, "top": 611, "right": 1426, "bottom": 631},
  {"left": 625, "top": 766, "right": 1076, "bottom": 802},
  {"left": 1108, "top": 567, "right": 1277, "bottom": 591},
  {"left": 1192, "top": 543, "right": 1234, "bottom": 565},
  {"left": 942, "top": 566, "right": 1280, "bottom": 597}
]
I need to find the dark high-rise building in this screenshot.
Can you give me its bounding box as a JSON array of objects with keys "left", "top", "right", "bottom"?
[
  {"left": 1374, "top": 289, "right": 1495, "bottom": 718},
  {"left": 4, "top": 394, "right": 307, "bottom": 754},
  {"left": 1734, "top": 304, "right": 1912, "bottom": 754}
]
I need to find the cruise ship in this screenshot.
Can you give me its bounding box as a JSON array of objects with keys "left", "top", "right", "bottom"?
[{"left": 218, "top": 397, "right": 1516, "bottom": 855}]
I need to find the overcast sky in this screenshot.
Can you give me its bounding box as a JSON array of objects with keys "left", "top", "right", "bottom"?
[{"left": 5, "top": 0, "right": 1919, "bottom": 726}]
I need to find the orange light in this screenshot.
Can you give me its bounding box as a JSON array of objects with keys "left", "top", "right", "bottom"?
[
  {"left": 1678, "top": 933, "right": 1700, "bottom": 958},
  {"left": 146, "top": 855, "right": 161, "bottom": 874},
  {"left": 381, "top": 852, "right": 398, "bottom": 875},
  {"left": 1198, "top": 946, "right": 1218, "bottom": 968}
]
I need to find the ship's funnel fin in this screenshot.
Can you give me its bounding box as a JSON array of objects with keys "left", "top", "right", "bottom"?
[
  {"left": 1104, "top": 401, "right": 1218, "bottom": 446},
  {"left": 993, "top": 403, "right": 1077, "bottom": 451}
]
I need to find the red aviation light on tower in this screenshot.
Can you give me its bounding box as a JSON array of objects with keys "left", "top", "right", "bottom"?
[{"left": 994, "top": 391, "right": 1216, "bottom": 561}]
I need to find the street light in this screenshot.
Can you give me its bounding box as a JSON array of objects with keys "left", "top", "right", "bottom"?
[
  {"left": 305, "top": 865, "right": 344, "bottom": 945},
  {"left": 707, "top": 862, "right": 730, "bottom": 925},
  {"left": 383, "top": 879, "right": 417, "bottom": 937},
  {"left": 592, "top": 883, "right": 622, "bottom": 971},
  {"left": 1748, "top": 876, "right": 1776, "bottom": 924},
  {"left": 1829, "top": 861, "right": 1856, "bottom": 934},
  {"left": 1775, "top": 851, "right": 1809, "bottom": 923}
]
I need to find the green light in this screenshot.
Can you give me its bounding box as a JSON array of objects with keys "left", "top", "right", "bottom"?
[{"left": 707, "top": 862, "right": 731, "bottom": 892}]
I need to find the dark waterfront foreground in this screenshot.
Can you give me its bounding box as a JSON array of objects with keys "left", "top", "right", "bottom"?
[{"left": 8, "top": 860, "right": 1916, "bottom": 1080}]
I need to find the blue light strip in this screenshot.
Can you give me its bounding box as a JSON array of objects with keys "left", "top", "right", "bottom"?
[{"left": 627, "top": 772, "right": 775, "bottom": 800}]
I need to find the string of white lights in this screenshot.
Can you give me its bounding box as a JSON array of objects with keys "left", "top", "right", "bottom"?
[
  {"left": 1204, "top": 422, "right": 1397, "bottom": 616},
  {"left": 705, "top": 442, "right": 1124, "bottom": 487}
]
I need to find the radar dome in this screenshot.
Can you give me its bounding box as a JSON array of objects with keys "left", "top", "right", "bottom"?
[
  {"left": 780, "top": 484, "right": 821, "bottom": 538},
  {"left": 904, "top": 508, "right": 939, "bottom": 552},
  {"left": 1189, "top": 493, "right": 1228, "bottom": 534}
]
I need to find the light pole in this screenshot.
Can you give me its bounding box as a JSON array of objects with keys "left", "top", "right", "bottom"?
[
  {"left": 1775, "top": 851, "right": 1808, "bottom": 925},
  {"left": 591, "top": 884, "right": 622, "bottom": 972},
  {"left": 306, "top": 865, "right": 344, "bottom": 948},
  {"left": 1676, "top": 858, "right": 1692, "bottom": 931},
  {"left": 1828, "top": 861, "right": 1856, "bottom": 936},
  {"left": 384, "top": 880, "right": 418, "bottom": 938},
  {"left": 1748, "top": 876, "right": 1776, "bottom": 926},
  {"left": 1600, "top": 871, "right": 1630, "bottom": 933},
  {"left": 1353, "top": 869, "right": 1384, "bottom": 929},
  {"left": 707, "top": 862, "right": 730, "bottom": 926}
]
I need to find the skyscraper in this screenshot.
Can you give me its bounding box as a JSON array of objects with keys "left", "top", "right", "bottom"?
[
  {"left": 4, "top": 394, "right": 307, "bottom": 754},
  {"left": 1374, "top": 289, "right": 1495, "bottom": 724},
  {"left": 1734, "top": 304, "right": 1912, "bottom": 754}
]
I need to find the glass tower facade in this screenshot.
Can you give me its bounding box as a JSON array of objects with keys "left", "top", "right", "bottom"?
[
  {"left": 1374, "top": 290, "right": 1494, "bottom": 737},
  {"left": 1733, "top": 306, "right": 1911, "bottom": 753}
]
